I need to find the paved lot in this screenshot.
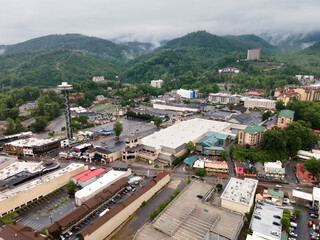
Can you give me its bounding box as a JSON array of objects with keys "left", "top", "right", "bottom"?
[
  {"left": 15, "top": 188, "right": 76, "bottom": 231},
  {"left": 293, "top": 201, "right": 316, "bottom": 240}
]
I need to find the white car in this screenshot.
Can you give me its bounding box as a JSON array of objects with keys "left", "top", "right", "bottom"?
[
  {"left": 289, "top": 232, "right": 298, "bottom": 238},
  {"left": 271, "top": 231, "right": 279, "bottom": 236},
  {"left": 275, "top": 185, "right": 282, "bottom": 188}
]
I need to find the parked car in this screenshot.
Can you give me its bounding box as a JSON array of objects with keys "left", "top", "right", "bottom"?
[
  {"left": 289, "top": 232, "right": 298, "bottom": 238},
  {"left": 132, "top": 188, "right": 136, "bottom": 192},
  {"left": 196, "top": 195, "right": 203, "bottom": 199},
  {"left": 253, "top": 215, "right": 261, "bottom": 220},
  {"left": 296, "top": 187, "right": 302, "bottom": 190},
  {"left": 309, "top": 220, "right": 314, "bottom": 227},
  {"left": 310, "top": 213, "right": 318, "bottom": 218},
  {"left": 273, "top": 221, "right": 281, "bottom": 226},
  {"left": 271, "top": 231, "right": 279, "bottom": 236},
  {"left": 273, "top": 215, "right": 281, "bottom": 219},
  {"left": 276, "top": 185, "right": 282, "bottom": 188},
  {"left": 290, "top": 216, "right": 296, "bottom": 221}
]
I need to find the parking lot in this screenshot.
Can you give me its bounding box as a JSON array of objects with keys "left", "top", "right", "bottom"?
[
  {"left": 15, "top": 188, "right": 76, "bottom": 231},
  {"left": 65, "top": 179, "right": 149, "bottom": 240}
]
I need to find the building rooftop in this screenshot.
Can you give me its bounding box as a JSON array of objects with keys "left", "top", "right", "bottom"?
[
  {"left": 250, "top": 204, "right": 283, "bottom": 239},
  {"left": 278, "top": 109, "right": 294, "bottom": 119},
  {"left": 0, "top": 161, "right": 45, "bottom": 180},
  {"left": 184, "top": 155, "right": 196, "bottom": 167},
  {"left": 75, "top": 169, "right": 131, "bottom": 200},
  {"left": 0, "top": 155, "right": 17, "bottom": 166},
  {"left": 205, "top": 161, "right": 228, "bottom": 169},
  {"left": 0, "top": 163, "right": 84, "bottom": 202},
  {"left": 6, "top": 137, "right": 62, "bottom": 148},
  {"left": 0, "top": 223, "right": 47, "bottom": 240},
  {"left": 221, "top": 178, "right": 258, "bottom": 207},
  {"left": 142, "top": 118, "right": 245, "bottom": 150},
  {"left": 72, "top": 168, "right": 106, "bottom": 183},
  {"left": 243, "top": 125, "right": 265, "bottom": 134},
  {"left": 134, "top": 180, "right": 243, "bottom": 240}
]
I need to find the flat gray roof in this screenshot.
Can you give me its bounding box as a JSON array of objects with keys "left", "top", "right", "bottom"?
[
  {"left": 134, "top": 180, "right": 243, "bottom": 240},
  {"left": 250, "top": 203, "right": 283, "bottom": 238},
  {"left": 221, "top": 178, "right": 258, "bottom": 207}
]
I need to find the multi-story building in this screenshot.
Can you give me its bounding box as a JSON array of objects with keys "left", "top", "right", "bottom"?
[
  {"left": 92, "top": 76, "right": 105, "bottom": 82},
  {"left": 122, "top": 135, "right": 143, "bottom": 161},
  {"left": 221, "top": 177, "right": 258, "bottom": 214},
  {"left": 264, "top": 161, "right": 285, "bottom": 180},
  {"left": 218, "top": 67, "right": 240, "bottom": 74},
  {"left": 177, "top": 89, "right": 196, "bottom": 99},
  {"left": 208, "top": 93, "right": 241, "bottom": 104},
  {"left": 277, "top": 109, "right": 294, "bottom": 126},
  {"left": 150, "top": 79, "right": 163, "bottom": 88},
  {"left": 243, "top": 97, "right": 276, "bottom": 109},
  {"left": 195, "top": 132, "right": 231, "bottom": 159},
  {"left": 237, "top": 125, "right": 265, "bottom": 148},
  {"left": 247, "top": 48, "right": 261, "bottom": 61},
  {"left": 274, "top": 86, "right": 320, "bottom": 104}
]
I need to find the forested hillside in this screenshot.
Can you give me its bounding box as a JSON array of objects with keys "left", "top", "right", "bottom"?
[{"left": 0, "top": 49, "right": 119, "bottom": 88}]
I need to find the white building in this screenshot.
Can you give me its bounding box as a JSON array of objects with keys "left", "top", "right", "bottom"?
[
  {"left": 247, "top": 48, "right": 261, "bottom": 61},
  {"left": 264, "top": 161, "right": 285, "bottom": 179},
  {"left": 150, "top": 79, "right": 163, "bottom": 88},
  {"left": 297, "top": 150, "right": 320, "bottom": 160},
  {"left": 243, "top": 97, "right": 276, "bottom": 109},
  {"left": 92, "top": 76, "right": 105, "bottom": 82},
  {"left": 208, "top": 93, "right": 241, "bottom": 104},
  {"left": 153, "top": 103, "right": 199, "bottom": 112},
  {"left": 219, "top": 67, "right": 240, "bottom": 74},
  {"left": 177, "top": 89, "right": 196, "bottom": 99},
  {"left": 75, "top": 168, "right": 131, "bottom": 205},
  {"left": 221, "top": 177, "right": 258, "bottom": 214}
]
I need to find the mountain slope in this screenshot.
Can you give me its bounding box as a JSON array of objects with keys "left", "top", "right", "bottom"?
[
  {"left": 157, "top": 31, "right": 247, "bottom": 59},
  {"left": 4, "top": 34, "right": 137, "bottom": 63},
  {"left": 0, "top": 49, "right": 119, "bottom": 88}
]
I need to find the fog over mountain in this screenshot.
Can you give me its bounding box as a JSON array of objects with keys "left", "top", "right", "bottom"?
[{"left": 1, "top": 0, "right": 320, "bottom": 46}]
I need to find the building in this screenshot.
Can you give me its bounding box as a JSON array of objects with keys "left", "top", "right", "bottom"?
[
  {"left": 221, "top": 177, "right": 258, "bottom": 214},
  {"left": 95, "top": 95, "right": 106, "bottom": 102},
  {"left": 150, "top": 79, "right": 163, "bottom": 88},
  {"left": 228, "top": 112, "right": 262, "bottom": 125},
  {"left": 247, "top": 203, "right": 283, "bottom": 240},
  {"left": 92, "top": 76, "right": 105, "bottom": 82},
  {"left": 122, "top": 135, "right": 143, "bottom": 161},
  {"left": 4, "top": 137, "right": 67, "bottom": 156},
  {"left": 237, "top": 125, "right": 266, "bottom": 148},
  {"left": 219, "top": 67, "right": 240, "bottom": 74},
  {"left": 139, "top": 118, "right": 246, "bottom": 165},
  {"left": 208, "top": 93, "right": 241, "bottom": 104},
  {"left": 195, "top": 132, "right": 231, "bottom": 159},
  {"left": 264, "top": 161, "right": 285, "bottom": 180},
  {"left": 177, "top": 89, "right": 196, "bottom": 99},
  {"left": 152, "top": 102, "right": 200, "bottom": 112},
  {"left": 134, "top": 179, "right": 244, "bottom": 240},
  {"left": 247, "top": 48, "right": 261, "bottom": 61},
  {"left": 0, "top": 154, "right": 18, "bottom": 170},
  {"left": 71, "top": 168, "right": 106, "bottom": 188},
  {"left": 295, "top": 75, "right": 315, "bottom": 85},
  {"left": 297, "top": 150, "right": 320, "bottom": 160},
  {"left": 0, "top": 163, "right": 86, "bottom": 217},
  {"left": 296, "top": 163, "right": 317, "bottom": 185},
  {"left": 205, "top": 160, "right": 229, "bottom": 175},
  {"left": 76, "top": 171, "right": 170, "bottom": 240},
  {"left": 274, "top": 86, "right": 320, "bottom": 104},
  {"left": 75, "top": 168, "right": 132, "bottom": 206},
  {"left": 254, "top": 162, "right": 265, "bottom": 179},
  {"left": 86, "top": 147, "right": 121, "bottom": 164},
  {"left": 243, "top": 160, "right": 257, "bottom": 177},
  {"left": 47, "top": 177, "right": 129, "bottom": 237},
  {"left": 235, "top": 160, "right": 244, "bottom": 176},
  {"left": 277, "top": 109, "right": 294, "bottom": 126},
  {"left": 0, "top": 223, "right": 48, "bottom": 240},
  {"left": 243, "top": 98, "right": 276, "bottom": 109}
]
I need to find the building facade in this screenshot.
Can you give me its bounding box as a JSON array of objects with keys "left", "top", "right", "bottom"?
[
  {"left": 277, "top": 109, "right": 294, "bottom": 126},
  {"left": 275, "top": 86, "right": 320, "bottom": 104},
  {"left": 208, "top": 93, "right": 240, "bottom": 104},
  {"left": 264, "top": 161, "right": 285, "bottom": 180},
  {"left": 237, "top": 125, "right": 265, "bottom": 148},
  {"left": 150, "top": 79, "right": 163, "bottom": 88},
  {"left": 177, "top": 89, "right": 196, "bottom": 99},
  {"left": 243, "top": 98, "right": 276, "bottom": 109},
  {"left": 247, "top": 48, "right": 261, "bottom": 61}
]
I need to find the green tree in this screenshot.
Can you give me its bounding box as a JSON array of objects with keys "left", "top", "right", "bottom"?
[
  {"left": 31, "top": 116, "right": 47, "bottom": 133},
  {"left": 66, "top": 180, "right": 76, "bottom": 194},
  {"left": 153, "top": 116, "right": 162, "bottom": 128},
  {"left": 5, "top": 118, "right": 15, "bottom": 135},
  {"left": 36, "top": 97, "right": 46, "bottom": 116},
  {"left": 304, "top": 157, "right": 320, "bottom": 177},
  {"left": 15, "top": 118, "right": 22, "bottom": 132},
  {"left": 281, "top": 216, "right": 291, "bottom": 233},
  {"left": 220, "top": 150, "right": 229, "bottom": 160},
  {"left": 113, "top": 121, "right": 123, "bottom": 139},
  {"left": 194, "top": 168, "right": 206, "bottom": 177},
  {"left": 186, "top": 141, "right": 195, "bottom": 152},
  {"left": 275, "top": 100, "right": 285, "bottom": 111},
  {"left": 262, "top": 110, "right": 272, "bottom": 121},
  {"left": 293, "top": 208, "right": 301, "bottom": 217},
  {"left": 78, "top": 115, "right": 89, "bottom": 126},
  {"left": 228, "top": 102, "right": 234, "bottom": 110},
  {"left": 216, "top": 183, "right": 223, "bottom": 192}
]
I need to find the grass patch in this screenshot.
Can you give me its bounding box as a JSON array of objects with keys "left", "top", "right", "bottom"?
[
  {"left": 45, "top": 197, "right": 69, "bottom": 214},
  {"left": 0, "top": 212, "right": 19, "bottom": 224},
  {"left": 37, "top": 228, "right": 48, "bottom": 236}
]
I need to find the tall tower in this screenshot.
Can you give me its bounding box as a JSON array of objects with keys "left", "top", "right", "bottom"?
[{"left": 57, "top": 82, "right": 73, "bottom": 140}]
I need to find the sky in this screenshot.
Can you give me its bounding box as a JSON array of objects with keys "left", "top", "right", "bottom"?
[{"left": 1, "top": 0, "right": 320, "bottom": 45}]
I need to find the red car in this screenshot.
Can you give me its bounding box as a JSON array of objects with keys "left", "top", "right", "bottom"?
[{"left": 290, "top": 216, "right": 296, "bottom": 221}]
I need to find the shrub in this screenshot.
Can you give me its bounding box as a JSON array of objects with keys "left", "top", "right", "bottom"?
[
  {"left": 216, "top": 183, "right": 223, "bottom": 192},
  {"left": 293, "top": 208, "right": 301, "bottom": 217},
  {"left": 194, "top": 168, "right": 206, "bottom": 177},
  {"left": 150, "top": 209, "right": 159, "bottom": 220},
  {"left": 140, "top": 201, "right": 147, "bottom": 207}
]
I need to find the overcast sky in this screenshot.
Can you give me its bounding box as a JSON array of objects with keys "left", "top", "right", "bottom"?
[{"left": 1, "top": 0, "right": 320, "bottom": 45}]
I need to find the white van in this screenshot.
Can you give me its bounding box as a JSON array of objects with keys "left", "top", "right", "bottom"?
[
  {"left": 291, "top": 222, "right": 297, "bottom": 227},
  {"left": 99, "top": 208, "right": 110, "bottom": 217}
]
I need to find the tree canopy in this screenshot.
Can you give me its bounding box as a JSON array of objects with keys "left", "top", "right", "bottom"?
[
  {"left": 153, "top": 116, "right": 162, "bottom": 128},
  {"left": 113, "top": 121, "right": 123, "bottom": 138},
  {"left": 304, "top": 157, "right": 320, "bottom": 177}
]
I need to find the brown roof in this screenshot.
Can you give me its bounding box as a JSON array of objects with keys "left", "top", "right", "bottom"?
[
  {"left": 47, "top": 177, "right": 129, "bottom": 236},
  {"left": 77, "top": 171, "right": 169, "bottom": 238},
  {"left": 0, "top": 223, "right": 47, "bottom": 240}
]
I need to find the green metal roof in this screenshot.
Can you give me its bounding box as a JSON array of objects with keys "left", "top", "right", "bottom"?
[
  {"left": 278, "top": 109, "right": 294, "bottom": 119},
  {"left": 267, "top": 189, "right": 284, "bottom": 198},
  {"left": 196, "top": 132, "right": 230, "bottom": 147},
  {"left": 242, "top": 125, "right": 265, "bottom": 134},
  {"left": 204, "top": 146, "right": 225, "bottom": 151},
  {"left": 184, "top": 155, "right": 196, "bottom": 167}
]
